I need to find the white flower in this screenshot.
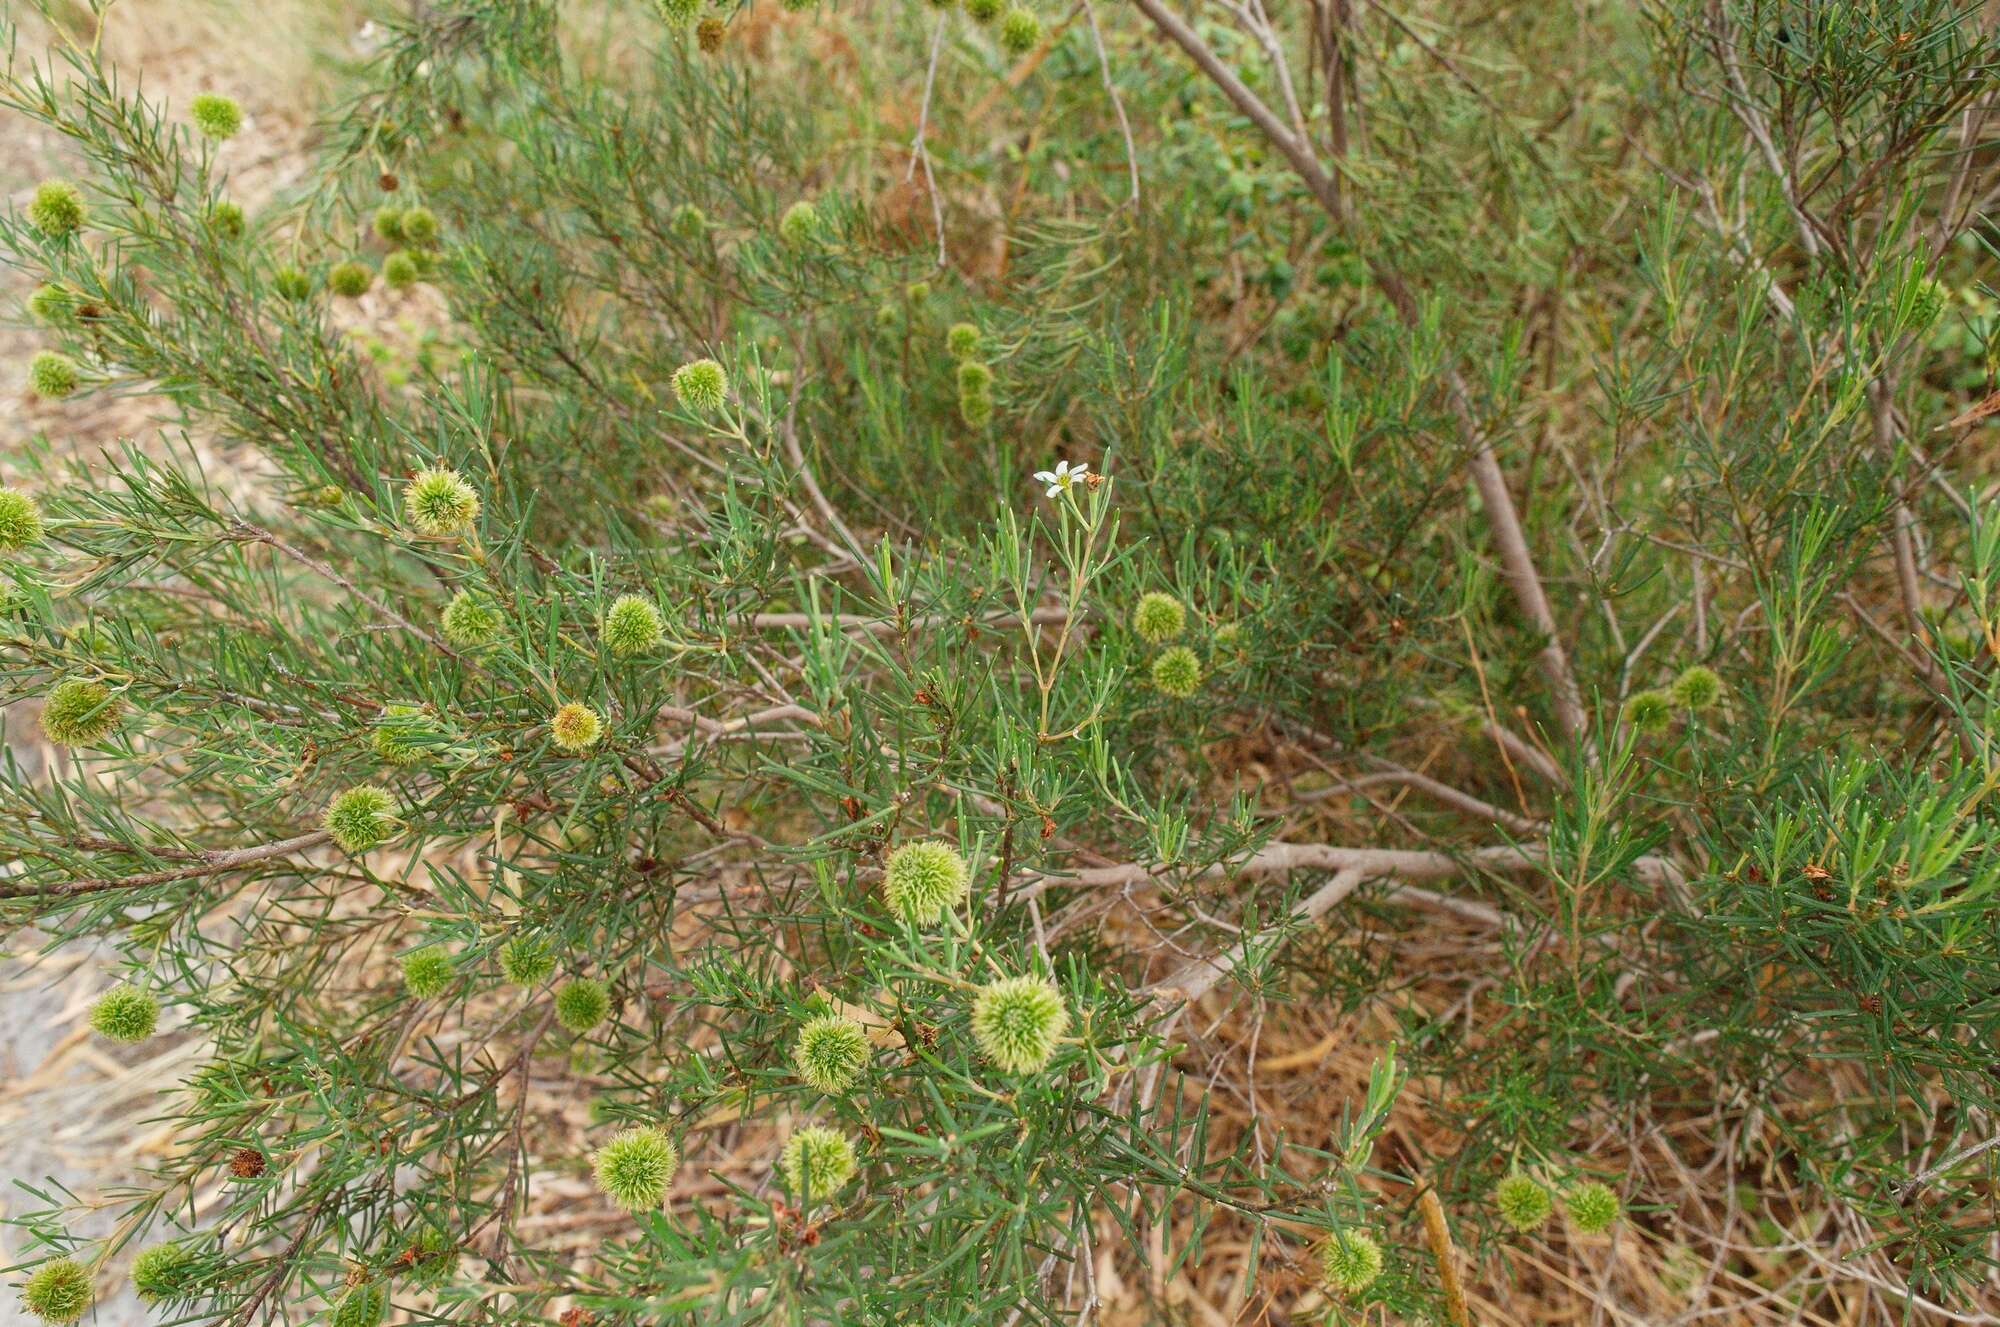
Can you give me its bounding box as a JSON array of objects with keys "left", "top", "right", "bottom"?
[{"left": 1034, "top": 460, "right": 1089, "bottom": 498}]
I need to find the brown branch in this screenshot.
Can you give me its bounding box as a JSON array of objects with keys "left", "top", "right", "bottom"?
[
  {"left": 1, "top": 830, "right": 333, "bottom": 901},
  {"left": 1125, "top": 0, "right": 1591, "bottom": 750}
]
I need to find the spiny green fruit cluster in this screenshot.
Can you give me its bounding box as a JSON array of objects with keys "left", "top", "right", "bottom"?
[
  {"left": 0, "top": 489, "right": 45, "bottom": 550},
  {"left": 129, "top": 1241, "right": 199, "bottom": 1303},
  {"left": 781, "top": 1124, "right": 857, "bottom": 1198},
  {"left": 970, "top": 972, "right": 1068, "bottom": 1073},
  {"left": 794, "top": 1013, "right": 870, "bottom": 1092},
  {"left": 592, "top": 1125, "right": 678, "bottom": 1210},
  {"left": 882, "top": 840, "right": 970, "bottom": 924},
  {"left": 89, "top": 984, "right": 159, "bottom": 1042},
  {"left": 41, "top": 677, "right": 122, "bottom": 746},
  {"left": 1494, "top": 1173, "right": 1553, "bottom": 1232},
  {"left": 498, "top": 934, "right": 557, "bottom": 986},
  {"left": 383, "top": 250, "right": 421, "bottom": 288},
  {"left": 441, "top": 590, "right": 504, "bottom": 647},
  {"left": 779, "top": 199, "right": 822, "bottom": 248},
  {"left": 602, "top": 593, "right": 665, "bottom": 658},
  {"left": 402, "top": 946, "right": 455, "bottom": 998},
  {"left": 555, "top": 977, "right": 611, "bottom": 1032},
  {"left": 1151, "top": 645, "right": 1202, "bottom": 699},
  {"left": 998, "top": 6, "right": 1041, "bottom": 54},
  {"left": 29, "top": 350, "right": 80, "bottom": 398},
  {"left": 324, "top": 785, "right": 395, "bottom": 853},
  {"left": 329, "top": 260, "right": 373, "bottom": 297},
  {"left": 1564, "top": 1179, "right": 1621, "bottom": 1234},
  {"left": 1132, "top": 591, "right": 1185, "bottom": 644},
  {"left": 27, "top": 180, "right": 85, "bottom": 238},
  {"left": 404, "top": 467, "right": 480, "bottom": 537},
  {"left": 372, "top": 705, "right": 443, "bottom": 767},
  {"left": 272, "top": 266, "right": 313, "bottom": 301},
  {"left": 329, "top": 1282, "right": 386, "bottom": 1327},
  {"left": 20, "top": 1258, "right": 91, "bottom": 1324},
  {"left": 188, "top": 92, "right": 242, "bottom": 140},
  {"left": 1319, "top": 1228, "right": 1383, "bottom": 1294},
  {"left": 550, "top": 701, "right": 605, "bottom": 753},
  {"left": 672, "top": 357, "right": 728, "bottom": 413}
]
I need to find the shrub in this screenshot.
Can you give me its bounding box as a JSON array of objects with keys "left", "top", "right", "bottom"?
[{"left": 4, "top": 2, "right": 2000, "bottom": 1322}]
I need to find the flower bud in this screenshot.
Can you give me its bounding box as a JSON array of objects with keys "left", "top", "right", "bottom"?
[
  {"left": 1494, "top": 1173, "right": 1552, "bottom": 1233},
  {"left": 130, "top": 1242, "right": 199, "bottom": 1304},
  {"left": 403, "top": 467, "right": 480, "bottom": 536},
  {"left": 601, "top": 593, "right": 665, "bottom": 658},
  {"left": 382, "top": 249, "right": 420, "bottom": 288},
  {"left": 1319, "top": 1229, "right": 1382, "bottom": 1293},
  {"left": 272, "top": 266, "right": 312, "bottom": 301},
  {"left": 399, "top": 206, "right": 439, "bottom": 244},
  {"left": 1564, "top": 1180, "right": 1620, "bottom": 1234},
  {"left": 498, "top": 934, "right": 557, "bottom": 986},
  {"left": 402, "top": 945, "right": 454, "bottom": 998},
  {"left": 779, "top": 200, "right": 821, "bottom": 248},
  {"left": 999, "top": 8, "right": 1041, "bottom": 54},
  {"left": 1668, "top": 665, "right": 1721, "bottom": 710},
  {"left": 1622, "top": 689, "right": 1673, "bottom": 734},
  {"left": 329, "top": 260, "right": 373, "bottom": 297},
  {"left": 441, "top": 590, "right": 503, "bottom": 647},
  {"left": 0, "top": 489, "right": 45, "bottom": 550}
]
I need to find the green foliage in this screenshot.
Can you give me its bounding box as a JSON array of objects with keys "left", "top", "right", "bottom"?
[{"left": 4, "top": 0, "right": 2000, "bottom": 1320}]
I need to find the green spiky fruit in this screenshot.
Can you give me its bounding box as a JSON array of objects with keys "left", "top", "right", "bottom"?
[
  {"left": 946, "top": 322, "right": 981, "bottom": 359},
  {"left": 402, "top": 946, "right": 454, "bottom": 998},
  {"left": 1151, "top": 645, "right": 1202, "bottom": 699},
  {"left": 28, "top": 180, "right": 85, "bottom": 238},
  {"left": 272, "top": 266, "right": 313, "bottom": 301},
  {"left": 779, "top": 200, "right": 821, "bottom": 248},
  {"left": 882, "top": 840, "right": 970, "bottom": 925},
  {"left": 672, "top": 358, "right": 728, "bottom": 412},
  {"left": 21, "top": 1258, "right": 91, "bottom": 1324},
  {"left": 329, "top": 1283, "right": 385, "bottom": 1327},
  {"left": 499, "top": 935, "right": 557, "bottom": 986},
  {"left": 382, "top": 249, "right": 420, "bottom": 288},
  {"left": 42, "top": 677, "right": 122, "bottom": 745},
  {"left": 129, "top": 1242, "right": 199, "bottom": 1303},
  {"left": 970, "top": 973, "right": 1068, "bottom": 1074},
  {"left": 602, "top": 594, "right": 665, "bottom": 658},
  {"left": 1622, "top": 689, "right": 1673, "bottom": 734},
  {"left": 593, "top": 1125, "right": 677, "bottom": 1210},
  {"left": 328, "top": 260, "right": 373, "bottom": 296},
  {"left": 441, "top": 591, "right": 503, "bottom": 647},
  {"left": 555, "top": 977, "right": 611, "bottom": 1032},
  {"left": 1132, "top": 592, "right": 1185, "bottom": 644},
  {"left": 404, "top": 467, "right": 479, "bottom": 537},
  {"left": 89, "top": 984, "right": 158, "bottom": 1042},
  {"left": 324, "top": 785, "right": 395, "bottom": 853},
  {"left": 1495, "top": 1173, "right": 1553, "bottom": 1233},
  {"left": 189, "top": 92, "right": 242, "bottom": 140},
  {"left": 399, "top": 206, "right": 439, "bottom": 244},
  {"left": 794, "top": 1013, "right": 870, "bottom": 1093},
  {"left": 1669, "top": 665, "right": 1722, "bottom": 711},
  {"left": 1320, "top": 1229, "right": 1383, "bottom": 1293},
  {"left": 0, "top": 489, "right": 45, "bottom": 549},
  {"left": 1564, "top": 1180, "right": 1621, "bottom": 1234},
  {"left": 998, "top": 7, "right": 1041, "bottom": 54},
  {"left": 781, "top": 1124, "right": 857, "bottom": 1197},
  {"left": 29, "top": 351, "right": 80, "bottom": 398},
  {"left": 207, "top": 200, "right": 245, "bottom": 239}
]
